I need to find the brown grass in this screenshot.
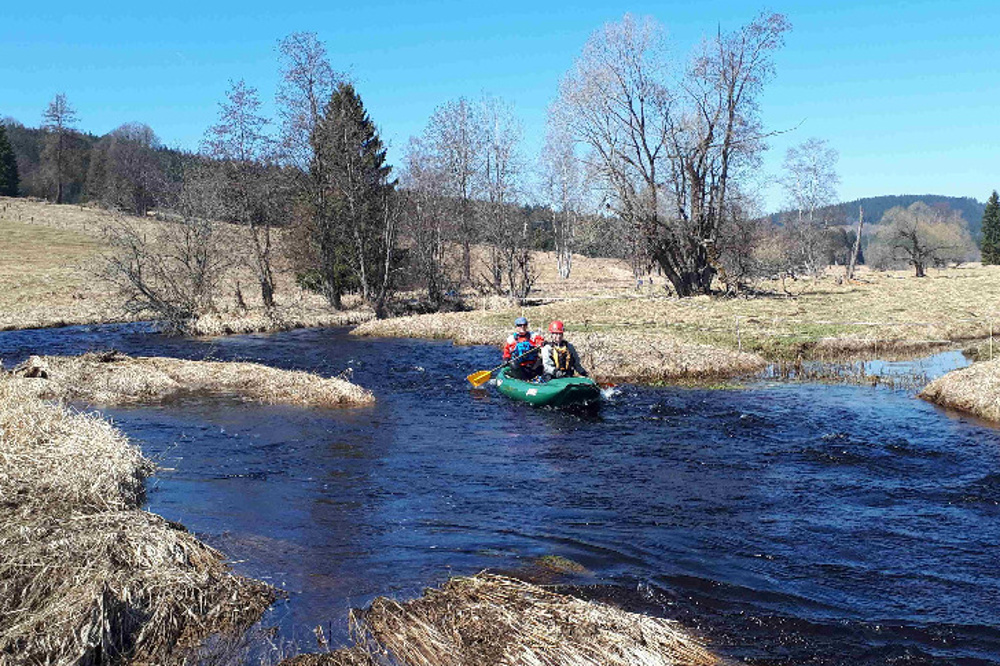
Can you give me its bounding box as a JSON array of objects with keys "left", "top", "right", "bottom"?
[
  {"left": 919, "top": 357, "right": 1000, "bottom": 422},
  {"left": 14, "top": 351, "right": 375, "bottom": 407},
  {"left": 0, "top": 374, "right": 276, "bottom": 664},
  {"left": 356, "top": 263, "right": 1000, "bottom": 380},
  {"left": 186, "top": 305, "right": 373, "bottom": 337},
  {"left": 353, "top": 313, "right": 767, "bottom": 382},
  {"left": 281, "top": 573, "right": 727, "bottom": 666},
  {"left": 0, "top": 196, "right": 373, "bottom": 332},
  {"left": 0, "top": 204, "right": 125, "bottom": 330}
]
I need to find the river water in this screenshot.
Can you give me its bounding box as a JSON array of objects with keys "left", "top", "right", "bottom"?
[{"left": 2, "top": 324, "right": 998, "bottom": 665}]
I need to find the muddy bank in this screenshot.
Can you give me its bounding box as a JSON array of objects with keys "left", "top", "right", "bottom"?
[
  {"left": 352, "top": 314, "right": 767, "bottom": 382},
  {"left": 9, "top": 351, "right": 375, "bottom": 407},
  {"left": 920, "top": 357, "right": 1000, "bottom": 422},
  {"left": 280, "top": 573, "right": 726, "bottom": 666},
  {"left": 0, "top": 374, "right": 275, "bottom": 664}
]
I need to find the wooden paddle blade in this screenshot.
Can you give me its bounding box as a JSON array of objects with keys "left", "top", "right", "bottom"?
[{"left": 467, "top": 370, "right": 493, "bottom": 387}]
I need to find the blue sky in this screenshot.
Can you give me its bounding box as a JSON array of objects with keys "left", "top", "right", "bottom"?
[{"left": 2, "top": 0, "right": 998, "bottom": 212}]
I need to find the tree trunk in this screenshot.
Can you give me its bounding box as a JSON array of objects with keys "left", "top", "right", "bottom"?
[
  {"left": 260, "top": 278, "right": 275, "bottom": 309},
  {"left": 323, "top": 282, "right": 343, "bottom": 310}
]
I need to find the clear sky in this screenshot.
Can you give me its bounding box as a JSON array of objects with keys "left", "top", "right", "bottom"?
[{"left": 2, "top": 0, "right": 998, "bottom": 212}]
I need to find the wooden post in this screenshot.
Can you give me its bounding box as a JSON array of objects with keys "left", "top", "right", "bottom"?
[{"left": 846, "top": 205, "right": 864, "bottom": 281}]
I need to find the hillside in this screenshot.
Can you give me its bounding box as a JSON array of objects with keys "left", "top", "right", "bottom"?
[{"left": 773, "top": 194, "right": 987, "bottom": 236}]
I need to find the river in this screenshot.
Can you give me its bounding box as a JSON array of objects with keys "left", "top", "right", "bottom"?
[{"left": 2, "top": 323, "right": 998, "bottom": 665}]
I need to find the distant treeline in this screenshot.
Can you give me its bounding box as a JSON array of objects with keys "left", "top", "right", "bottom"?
[
  {"left": 772, "top": 194, "right": 986, "bottom": 238},
  {"left": 1, "top": 119, "right": 190, "bottom": 212}
]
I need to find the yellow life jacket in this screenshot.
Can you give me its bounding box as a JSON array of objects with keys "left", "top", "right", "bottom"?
[{"left": 551, "top": 342, "right": 572, "bottom": 372}]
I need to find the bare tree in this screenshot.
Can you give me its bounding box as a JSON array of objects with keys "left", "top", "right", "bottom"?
[
  {"left": 276, "top": 32, "right": 342, "bottom": 173},
  {"left": 868, "top": 202, "right": 978, "bottom": 277},
  {"left": 539, "top": 120, "right": 583, "bottom": 279},
  {"left": 400, "top": 137, "right": 451, "bottom": 305},
  {"left": 102, "top": 163, "right": 230, "bottom": 332},
  {"left": 780, "top": 137, "right": 840, "bottom": 273},
  {"left": 41, "top": 93, "right": 79, "bottom": 204},
  {"left": 104, "top": 123, "right": 164, "bottom": 216},
  {"left": 846, "top": 205, "right": 864, "bottom": 280},
  {"left": 477, "top": 96, "right": 534, "bottom": 301},
  {"left": 203, "top": 80, "right": 278, "bottom": 308},
  {"left": 422, "top": 98, "right": 485, "bottom": 284},
  {"left": 555, "top": 12, "right": 790, "bottom": 296}
]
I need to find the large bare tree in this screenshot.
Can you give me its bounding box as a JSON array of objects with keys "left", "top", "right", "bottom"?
[
  {"left": 203, "top": 80, "right": 278, "bottom": 308},
  {"left": 554, "top": 12, "right": 790, "bottom": 296},
  {"left": 104, "top": 123, "right": 164, "bottom": 216},
  {"left": 276, "top": 32, "right": 341, "bottom": 174}
]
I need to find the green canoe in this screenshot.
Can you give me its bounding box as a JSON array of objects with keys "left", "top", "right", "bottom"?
[{"left": 494, "top": 367, "right": 602, "bottom": 407}]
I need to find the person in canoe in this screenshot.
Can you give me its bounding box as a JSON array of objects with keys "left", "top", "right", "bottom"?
[
  {"left": 502, "top": 316, "right": 545, "bottom": 380},
  {"left": 541, "top": 320, "right": 589, "bottom": 381}
]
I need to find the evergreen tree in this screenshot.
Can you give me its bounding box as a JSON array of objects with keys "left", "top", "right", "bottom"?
[
  {"left": 981, "top": 190, "right": 1000, "bottom": 265},
  {"left": 0, "top": 124, "right": 18, "bottom": 196},
  {"left": 311, "top": 83, "right": 398, "bottom": 316}
]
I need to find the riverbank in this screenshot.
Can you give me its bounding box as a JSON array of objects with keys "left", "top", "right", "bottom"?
[
  {"left": 8, "top": 351, "right": 375, "bottom": 407},
  {"left": 920, "top": 356, "right": 1000, "bottom": 422},
  {"left": 0, "top": 374, "right": 276, "bottom": 664},
  {"left": 281, "top": 573, "right": 725, "bottom": 666}
]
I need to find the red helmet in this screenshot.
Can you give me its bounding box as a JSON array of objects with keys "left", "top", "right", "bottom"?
[{"left": 548, "top": 320, "right": 565, "bottom": 333}]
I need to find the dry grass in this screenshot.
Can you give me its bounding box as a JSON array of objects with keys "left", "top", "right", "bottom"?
[
  {"left": 281, "top": 573, "right": 727, "bottom": 666},
  {"left": 14, "top": 351, "right": 375, "bottom": 407},
  {"left": 357, "top": 263, "right": 1000, "bottom": 380},
  {"left": 919, "top": 357, "right": 1000, "bottom": 422},
  {"left": 353, "top": 313, "right": 766, "bottom": 382},
  {"left": 0, "top": 374, "right": 276, "bottom": 664},
  {"left": 0, "top": 204, "right": 124, "bottom": 330},
  {"left": 186, "top": 304, "right": 373, "bottom": 337},
  {"left": 0, "top": 196, "right": 373, "bottom": 332}
]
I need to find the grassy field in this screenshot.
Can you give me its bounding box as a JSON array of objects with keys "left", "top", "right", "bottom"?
[
  {"left": 6, "top": 195, "right": 1000, "bottom": 377},
  {"left": 0, "top": 196, "right": 373, "bottom": 332}
]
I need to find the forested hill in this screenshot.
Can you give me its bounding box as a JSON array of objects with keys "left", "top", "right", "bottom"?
[{"left": 783, "top": 194, "right": 987, "bottom": 236}]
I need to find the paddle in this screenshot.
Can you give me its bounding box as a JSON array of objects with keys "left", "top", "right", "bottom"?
[{"left": 467, "top": 345, "right": 542, "bottom": 387}]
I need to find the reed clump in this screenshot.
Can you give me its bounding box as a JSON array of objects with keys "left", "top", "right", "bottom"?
[
  {"left": 186, "top": 307, "right": 373, "bottom": 337},
  {"left": 281, "top": 573, "right": 726, "bottom": 666},
  {"left": 14, "top": 351, "right": 375, "bottom": 407},
  {"left": 919, "top": 357, "right": 1000, "bottom": 422},
  {"left": 0, "top": 375, "right": 276, "bottom": 664}
]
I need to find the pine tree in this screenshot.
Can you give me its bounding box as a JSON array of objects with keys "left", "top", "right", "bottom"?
[
  {"left": 311, "top": 83, "right": 397, "bottom": 316},
  {"left": 0, "top": 124, "right": 18, "bottom": 196},
  {"left": 982, "top": 191, "right": 1000, "bottom": 265}
]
